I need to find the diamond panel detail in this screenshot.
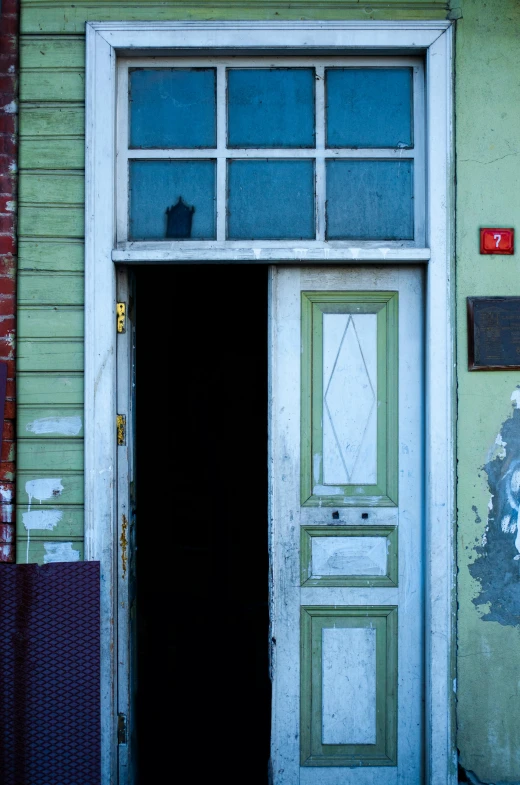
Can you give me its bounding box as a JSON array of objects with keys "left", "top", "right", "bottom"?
[{"left": 323, "top": 314, "right": 377, "bottom": 484}]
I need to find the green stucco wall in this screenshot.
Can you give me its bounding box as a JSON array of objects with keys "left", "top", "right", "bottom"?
[
  {"left": 456, "top": 1, "right": 520, "bottom": 782},
  {"left": 17, "top": 0, "right": 520, "bottom": 781}
]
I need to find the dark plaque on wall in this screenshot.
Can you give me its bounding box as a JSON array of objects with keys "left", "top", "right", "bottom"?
[{"left": 468, "top": 297, "right": 520, "bottom": 370}]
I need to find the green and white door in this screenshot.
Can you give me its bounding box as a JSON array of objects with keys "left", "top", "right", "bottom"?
[{"left": 269, "top": 264, "right": 424, "bottom": 784}]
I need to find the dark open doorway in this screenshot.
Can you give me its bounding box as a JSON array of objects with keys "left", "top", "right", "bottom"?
[{"left": 134, "top": 265, "right": 270, "bottom": 783}]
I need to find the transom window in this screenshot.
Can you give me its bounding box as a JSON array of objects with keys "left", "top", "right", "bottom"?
[{"left": 116, "top": 57, "right": 424, "bottom": 248}]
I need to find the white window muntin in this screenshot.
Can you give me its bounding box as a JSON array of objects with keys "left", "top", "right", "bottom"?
[{"left": 116, "top": 55, "right": 425, "bottom": 253}]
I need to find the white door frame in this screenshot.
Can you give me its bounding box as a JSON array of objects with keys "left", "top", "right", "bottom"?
[{"left": 85, "top": 20, "right": 455, "bottom": 784}]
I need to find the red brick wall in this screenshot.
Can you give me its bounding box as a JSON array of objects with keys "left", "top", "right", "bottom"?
[{"left": 0, "top": 0, "right": 18, "bottom": 562}]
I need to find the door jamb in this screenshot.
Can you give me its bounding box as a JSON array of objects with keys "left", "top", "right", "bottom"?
[{"left": 84, "top": 20, "right": 455, "bottom": 784}]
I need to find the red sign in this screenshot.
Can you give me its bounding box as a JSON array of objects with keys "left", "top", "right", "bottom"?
[{"left": 480, "top": 228, "right": 514, "bottom": 255}]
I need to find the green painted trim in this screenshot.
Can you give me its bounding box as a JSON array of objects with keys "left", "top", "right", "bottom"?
[
  {"left": 300, "top": 525, "right": 398, "bottom": 587},
  {"left": 301, "top": 605, "right": 398, "bottom": 766},
  {"left": 301, "top": 291, "right": 399, "bottom": 507}
]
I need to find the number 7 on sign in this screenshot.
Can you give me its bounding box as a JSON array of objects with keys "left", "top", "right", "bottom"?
[{"left": 480, "top": 228, "right": 515, "bottom": 255}]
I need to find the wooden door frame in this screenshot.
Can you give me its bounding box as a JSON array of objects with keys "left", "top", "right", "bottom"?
[{"left": 85, "top": 20, "right": 455, "bottom": 784}]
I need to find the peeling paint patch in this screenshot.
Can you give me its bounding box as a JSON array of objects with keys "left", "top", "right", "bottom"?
[
  {"left": 43, "top": 542, "right": 80, "bottom": 564},
  {"left": 470, "top": 393, "right": 520, "bottom": 626},
  {"left": 26, "top": 416, "right": 82, "bottom": 436}
]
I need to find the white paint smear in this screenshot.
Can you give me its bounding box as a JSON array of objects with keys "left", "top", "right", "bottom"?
[
  {"left": 511, "top": 389, "right": 520, "bottom": 408},
  {"left": 23, "top": 509, "right": 63, "bottom": 531},
  {"left": 43, "top": 542, "right": 80, "bottom": 564},
  {"left": 24, "top": 509, "right": 63, "bottom": 564},
  {"left": 25, "top": 478, "right": 64, "bottom": 508},
  {"left": 26, "top": 416, "right": 82, "bottom": 436}
]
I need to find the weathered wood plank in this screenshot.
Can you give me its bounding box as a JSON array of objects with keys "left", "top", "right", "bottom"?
[
  {"left": 20, "top": 36, "right": 85, "bottom": 69},
  {"left": 19, "top": 307, "right": 84, "bottom": 338},
  {"left": 16, "top": 537, "right": 84, "bottom": 566},
  {"left": 19, "top": 206, "right": 84, "bottom": 238},
  {"left": 18, "top": 339, "right": 84, "bottom": 371},
  {"left": 21, "top": 2, "right": 448, "bottom": 34},
  {"left": 19, "top": 138, "right": 84, "bottom": 170},
  {"left": 18, "top": 273, "right": 84, "bottom": 305},
  {"left": 17, "top": 471, "right": 84, "bottom": 506},
  {"left": 20, "top": 105, "right": 85, "bottom": 137},
  {"left": 17, "top": 373, "right": 83, "bottom": 405},
  {"left": 16, "top": 505, "right": 84, "bottom": 539},
  {"left": 18, "top": 438, "right": 84, "bottom": 471},
  {"left": 18, "top": 406, "right": 84, "bottom": 438},
  {"left": 19, "top": 172, "right": 84, "bottom": 205},
  {"left": 20, "top": 69, "right": 85, "bottom": 102},
  {"left": 19, "top": 240, "right": 84, "bottom": 272}
]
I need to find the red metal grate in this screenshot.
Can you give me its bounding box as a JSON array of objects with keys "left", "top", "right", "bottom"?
[{"left": 0, "top": 562, "right": 100, "bottom": 784}]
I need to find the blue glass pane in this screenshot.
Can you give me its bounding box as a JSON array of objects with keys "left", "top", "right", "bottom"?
[
  {"left": 129, "top": 161, "right": 216, "bottom": 240},
  {"left": 326, "top": 69, "right": 412, "bottom": 148},
  {"left": 326, "top": 160, "right": 413, "bottom": 240},
  {"left": 227, "top": 69, "right": 315, "bottom": 148},
  {"left": 129, "top": 69, "right": 216, "bottom": 148},
  {"left": 228, "top": 160, "right": 315, "bottom": 239}
]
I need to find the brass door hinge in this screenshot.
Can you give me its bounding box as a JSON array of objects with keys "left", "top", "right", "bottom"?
[
  {"left": 117, "top": 414, "right": 126, "bottom": 446},
  {"left": 117, "top": 713, "right": 127, "bottom": 745},
  {"left": 116, "top": 302, "right": 126, "bottom": 333}
]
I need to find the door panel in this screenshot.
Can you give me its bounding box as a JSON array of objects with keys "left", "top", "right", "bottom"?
[{"left": 269, "top": 266, "right": 424, "bottom": 785}]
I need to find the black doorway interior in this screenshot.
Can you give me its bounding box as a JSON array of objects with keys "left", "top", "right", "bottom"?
[{"left": 134, "top": 265, "right": 270, "bottom": 783}]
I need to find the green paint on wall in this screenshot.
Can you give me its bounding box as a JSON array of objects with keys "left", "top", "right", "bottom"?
[
  {"left": 18, "top": 439, "right": 84, "bottom": 471},
  {"left": 21, "top": 2, "right": 448, "bottom": 34},
  {"left": 17, "top": 373, "right": 83, "bottom": 405},
  {"left": 17, "top": 471, "right": 84, "bottom": 506},
  {"left": 18, "top": 240, "right": 84, "bottom": 272},
  {"left": 19, "top": 307, "right": 84, "bottom": 339},
  {"left": 456, "top": 1, "right": 520, "bottom": 781}
]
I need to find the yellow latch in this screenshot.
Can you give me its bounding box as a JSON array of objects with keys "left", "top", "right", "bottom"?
[{"left": 116, "top": 302, "right": 126, "bottom": 333}]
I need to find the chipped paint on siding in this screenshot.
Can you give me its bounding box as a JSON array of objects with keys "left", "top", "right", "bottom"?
[
  {"left": 43, "top": 542, "right": 80, "bottom": 564},
  {"left": 25, "top": 478, "right": 64, "bottom": 508},
  {"left": 23, "top": 509, "right": 63, "bottom": 531},
  {"left": 23, "top": 508, "right": 64, "bottom": 564},
  {"left": 470, "top": 390, "right": 520, "bottom": 626}
]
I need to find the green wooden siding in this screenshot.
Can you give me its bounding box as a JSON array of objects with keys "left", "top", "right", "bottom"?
[{"left": 17, "top": 0, "right": 449, "bottom": 564}]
